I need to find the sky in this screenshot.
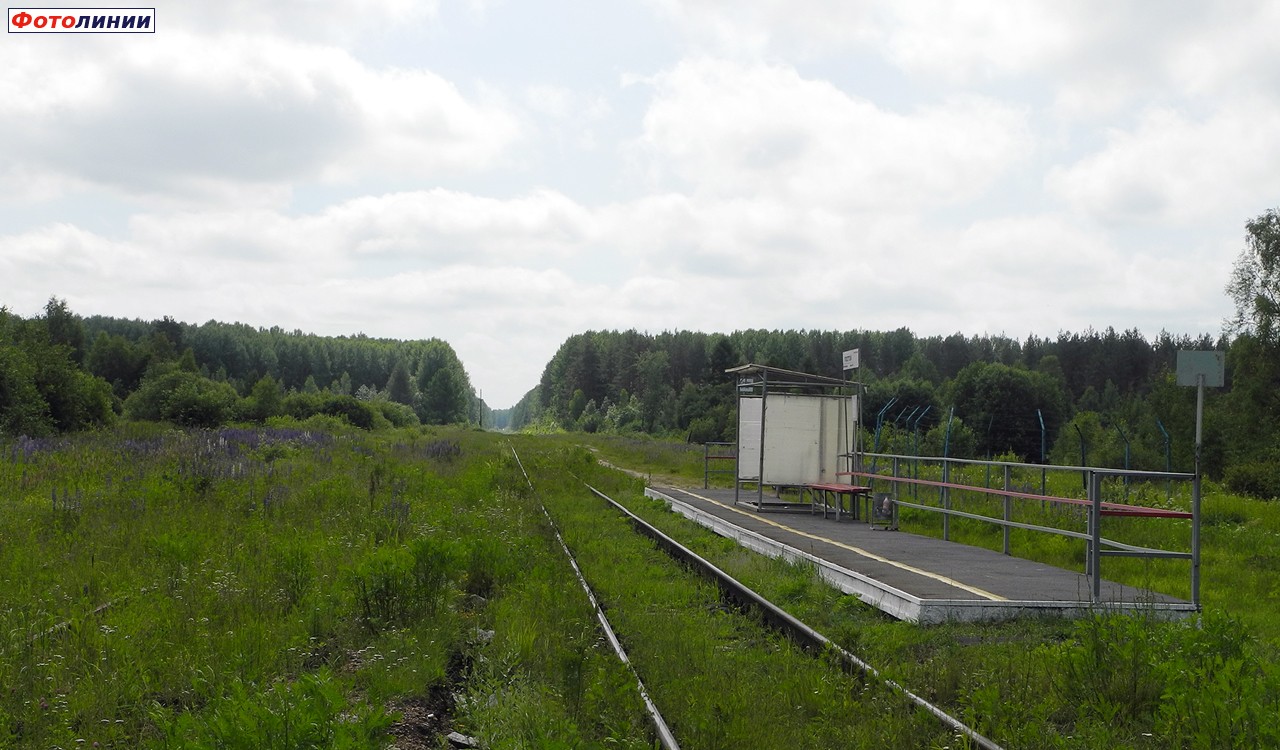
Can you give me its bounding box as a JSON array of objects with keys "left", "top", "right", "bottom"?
[{"left": 4, "top": 1, "right": 1280, "bottom": 408}]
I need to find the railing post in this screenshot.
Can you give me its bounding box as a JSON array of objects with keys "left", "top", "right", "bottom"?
[
  {"left": 1037, "top": 408, "right": 1047, "bottom": 497},
  {"left": 1074, "top": 423, "right": 1087, "bottom": 492},
  {"left": 703, "top": 442, "right": 710, "bottom": 489},
  {"left": 1192, "top": 373, "right": 1205, "bottom": 611},
  {"left": 892, "top": 456, "right": 901, "bottom": 519},
  {"left": 1090, "top": 471, "right": 1102, "bottom": 604},
  {"left": 1192, "top": 470, "right": 1201, "bottom": 609},
  {"left": 942, "top": 458, "right": 951, "bottom": 541},
  {"left": 1002, "top": 464, "right": 1011, "bottom": 556}
]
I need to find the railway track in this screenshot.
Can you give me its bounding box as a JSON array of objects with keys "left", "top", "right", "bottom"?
[
  {"left": 509, "top": 446, "right": 680, "bottom": 750},
  {"left": 510, "top": 445, "right": 1002, "bottom": 750}
]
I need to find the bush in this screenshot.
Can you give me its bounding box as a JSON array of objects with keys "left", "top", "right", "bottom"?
[
  {"left": 160, "top": 668, "right": 392, "bottom": 749},
  {"left": 1225, "top": 461, "right": 1280, "bottom": 500},
  {"left": 124, "top": 368, "right": 238, "bottom": 428},
  {"left": 283, "top": 392, "right": 387, "bottom": 431},
  {"left": 351, "top": 538, "right": 460, "bottom": 633},
  {"left": 686, "top": 416, "right": 720, "bottom": 444},
  {"left": 0, "top": 343, "right": 51, "bottom": 435},
  {"left": 374, "top": 399, "right": 419, "bottom": 428}
]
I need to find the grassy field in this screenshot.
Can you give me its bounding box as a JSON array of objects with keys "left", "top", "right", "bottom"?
[
  {"left": 561, "top": 432, "right": 1280, "bottom": 748},
  {"left": 569, "top": 433, "right": 1280, "bottom": 642},
  {"left": 1, "top": 426, "right": 655, "bottom": 748},
  {"left": 4, "top": 426, "right": 1279, "bottom": 748}
]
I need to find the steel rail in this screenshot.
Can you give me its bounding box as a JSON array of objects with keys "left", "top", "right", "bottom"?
[
  {"left": 582, "top": 482, "right": 1005, "bottom": 750},
  {"left": 507, "top": 446, "right": 680, "bottom": 750}
]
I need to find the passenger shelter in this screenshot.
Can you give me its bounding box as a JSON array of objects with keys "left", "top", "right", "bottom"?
[{"left": 728, "top": 364, "right": 868, "bottom": 516}]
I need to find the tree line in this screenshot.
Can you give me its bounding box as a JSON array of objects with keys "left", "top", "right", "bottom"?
[
  {"left": 505, "top": 209, "right": 1280, "bottom": 500},
  {"left": 1, "top": 301, "right": 486, "bottom": 434}
]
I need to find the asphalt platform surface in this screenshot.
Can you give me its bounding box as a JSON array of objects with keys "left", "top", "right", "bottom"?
[{"left": 647, "top": 485, "right": 1194, "bottom": 622}]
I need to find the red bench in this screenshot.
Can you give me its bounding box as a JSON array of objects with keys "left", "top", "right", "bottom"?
[{"left": 806, "top": 483, "right": 874, "bottom": 521}]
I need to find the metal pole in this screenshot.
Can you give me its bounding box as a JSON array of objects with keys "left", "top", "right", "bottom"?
[
  {"left": 892, "top": 456, "right": 901, "bottom": 525},
  {"left": 1074, "top": 423, "right": 1087, "bottom": 492},
  {"left": 942, "top": 406, "right": 955, "bottom": 457},
  {"left": 942, "top": 457, "right": 951, "bottom": 541},
  {"left": 910, "top": 406, "right": 930, "bottom": 500},
  {"left": 1090, "top": 470, "right": 1102, "bottom": 604},
  {"left": 874, "top": 397, "right": 897, "bottom": 444},
  {"left": 942, "top": 407, "right": 954, "bottom": 541},
  {"left": 734, "top": 380, "right": 743, "bottom": 507},
  {"left": 871, "top": 397, "right": 896, "bottom": 480},
  {"left": 1193, "top": 374, "right": 1204, "bottom": 609},
  {"left": 757, "top": 370, "right": 767, "bottom": 510},
  {"left": 1037, "top": 408, "right": 1047, "bottom": 497},
  {"left": 1156, "top": 418, "right": 1172, "bottom": 503},
  {"left": 1114, "top": 424, "right": 1131, "bottom": 501},
  {"left": 854, "top": 379, "right": 864, "bottom": 474},
  {"left": 898, "top": 406, "right": 920, "bottom": 459},
  {"left": 1002, "top": 464, "right": 1011, "bottom": 556}
]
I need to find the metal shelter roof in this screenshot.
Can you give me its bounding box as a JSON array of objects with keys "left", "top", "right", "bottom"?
[{"left": 725, "top": 363, "right": 859, "bottom": 389}]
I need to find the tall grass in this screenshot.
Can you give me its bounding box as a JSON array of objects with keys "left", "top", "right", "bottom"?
[
  {"left": 583, "top": 440, "right": 1280, "bottom": 749},
  {"left": 7, "top": 426, "right": 1278, "bottom": 748},
  {"left": 510, "top": 441, "right": 959, "bottom": 748},
  {"left": 0, "top": 426, "right": 651, "bottom": 748}
]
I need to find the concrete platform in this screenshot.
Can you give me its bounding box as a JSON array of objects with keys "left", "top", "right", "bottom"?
[{"left": 645, "top": 486, "right": 1196, "bottom": 624}]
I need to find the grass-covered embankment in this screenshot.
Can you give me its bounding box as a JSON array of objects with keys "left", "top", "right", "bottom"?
[
  {"left": 565, "top": 435, "right": 1280, "bottom": 749},
  {"left": 6, "top": 425, "right": 1279, "bottom": 748},
  {"left": 0, "top": 426, "right": 649, "bottom": 749}
]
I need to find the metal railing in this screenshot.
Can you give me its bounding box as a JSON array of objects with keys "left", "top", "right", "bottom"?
[
  {"left": 702, "top": 441, "right": 736, "bottom": 489},
  {"left": 850, "top": 452, "right": 1200, "bottom": 607}
]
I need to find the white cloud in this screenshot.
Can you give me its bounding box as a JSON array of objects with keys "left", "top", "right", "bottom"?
[
  {"left": 636, "top": 58, "right": 1032, "bottom": 210},
  {"left": 0, "top": 31, "right": 521, "bottom": 204},
  {"left": 647, "top": 0, "right": 880, "bottom": 57},
  {"left": 652, "top": 1, "right": 1280, "bottom": 120},
  {"left": 4, "top": 0, "right": 1268, "bottom": 408},
  {"left": 649, "top": 0, "right": 1083, "bottom": 81},
  {"left": 1046, "top": 102, "right": 1280, "bottom": 224},
  {"left": 163, "top": 0, "right": 439, "bottom": 42},
  {"left": 879, "top": 1, "right": 1075, "bottom": 83},
  {"left": 1, "top": 223, "right": 160, "bottom": 290}
]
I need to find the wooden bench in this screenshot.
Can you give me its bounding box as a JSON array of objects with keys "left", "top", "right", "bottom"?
[{"left": 806, "top": 483, "right": 874, "bottom": 521}]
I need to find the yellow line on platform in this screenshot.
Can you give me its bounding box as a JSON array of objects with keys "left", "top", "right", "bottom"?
[{"left": 679, "top": 489, "right": 1007, "bottom": 602}]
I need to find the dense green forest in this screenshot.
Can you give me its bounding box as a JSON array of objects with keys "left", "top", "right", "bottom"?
[
  {"left": 505, "top": 210, "right": 1280, "bottom": 500},
  {"left": 1, "top": 299, "right": 486, "bottom": 434},
  {"left": 505, "top": 326, "right": 1215, "bottom": 460},
  {"left": 5, "top": 209, "right": 1279, "bottom": 499}
]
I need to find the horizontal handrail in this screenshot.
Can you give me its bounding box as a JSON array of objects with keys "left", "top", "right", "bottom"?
[
  {"left": 844, "top": 470, "right": 1192, "bottom": 519},
  {"left": 849, "top": 453, "right": 1200, "bottom": 607},
  {"left": 857, "top": 451, "right": 1195, "bottom": 481}
]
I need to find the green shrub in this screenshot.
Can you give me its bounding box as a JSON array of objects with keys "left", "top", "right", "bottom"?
[
  {"left": 284, "top": 392, "right": 387, "bottom": 430},
  {"left": 123, "top": 368, "right": 238, "bottom": 427},
  {"left": 1224, "top": 461, "right": 1280, "bottom": 500},
  {"left": 351, "top": 537, "right": 459, "bottom": 633},
  {"left": 374, "top": 399, "right": 419, "bottom": 428},
  {"left": 686, "top": 416, "right": 720, "bottom": 444},
  {"left": 160, "top": 668, "right": 392, "bottom": 749}
]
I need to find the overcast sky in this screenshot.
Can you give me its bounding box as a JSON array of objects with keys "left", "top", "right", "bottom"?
[{"left": 4, "top": 1, "right": 1279, "bottom": 407}]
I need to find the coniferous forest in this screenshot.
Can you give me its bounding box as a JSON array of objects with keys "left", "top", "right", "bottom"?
[
  {"left": 4, "top": 208, "right": 1279, "bottom": 500},
  {"left": 1, "top": 300, "right": 485, "bottom": 435},
  {"left": 503, "top": 208, "right": 1280, "bottom": 500}
]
